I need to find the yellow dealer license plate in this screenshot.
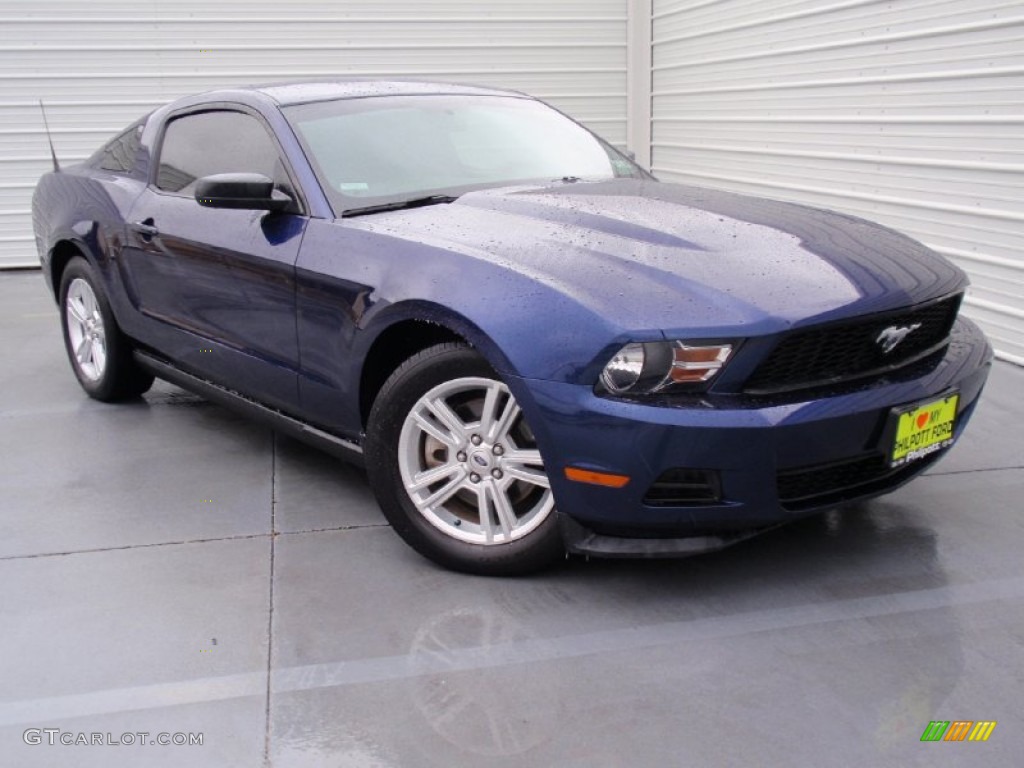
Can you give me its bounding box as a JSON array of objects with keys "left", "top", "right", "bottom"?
[{"left": 890, "top": 393, "right": 959, "bottom": 468}]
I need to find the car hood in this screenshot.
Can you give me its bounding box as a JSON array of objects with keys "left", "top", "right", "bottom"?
[{"left": 344, "top": 178, "right": 966, "bottom": 338}]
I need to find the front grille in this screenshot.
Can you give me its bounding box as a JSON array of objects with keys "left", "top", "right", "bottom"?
[
  {"left": 777, "top": 452, "right": 943, "bottom": 511},
  {"left": 744, "top": 295, "right": 960, "bottom": 394}
]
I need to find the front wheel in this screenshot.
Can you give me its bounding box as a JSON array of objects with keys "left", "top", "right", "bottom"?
[{"left": 365, "top": 343, "right": 563, "bottom": 575}]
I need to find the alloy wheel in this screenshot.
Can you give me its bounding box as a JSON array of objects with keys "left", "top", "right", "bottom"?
[
  {"left": 397, "top": 377, "right": 554, "bottom": 545},
  {"left": 65, "top": 277, "right": 107, "bottom": 381}
]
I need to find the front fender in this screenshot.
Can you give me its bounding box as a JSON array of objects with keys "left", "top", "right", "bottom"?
[{"left": 356, "top": 299, "right": 519, "bottom": 378}]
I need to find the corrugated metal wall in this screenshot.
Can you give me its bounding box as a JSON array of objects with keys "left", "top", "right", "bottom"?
[
  {"left": 4, "top": 1, "right": 1022, "bottom": 362},
  {"left": 651, "top": 0, "right": 1024, "bottom": 364},
  {"left": 0, "top": 0, "right": 628, "bottom": 268}
]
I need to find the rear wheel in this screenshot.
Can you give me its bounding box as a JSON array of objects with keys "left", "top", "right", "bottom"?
[
  {"left": 59, "top": 256, "right": 153, "bottom": 401},
  {"left": 365, "top": 343, "right": 562, "bottom": 575}
]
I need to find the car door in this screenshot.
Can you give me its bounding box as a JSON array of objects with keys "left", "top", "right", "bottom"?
[{"left": 120, "top": 107, "right": 306, "bottom": 411}]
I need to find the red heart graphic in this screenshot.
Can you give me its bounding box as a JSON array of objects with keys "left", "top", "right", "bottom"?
[{"left": 916, "top": 413, "right": 929, "bottom": 429}]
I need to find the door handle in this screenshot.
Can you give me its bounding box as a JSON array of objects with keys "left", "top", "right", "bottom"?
[{"left": 130, "top": 218, "right": 159, "bottom": 241}]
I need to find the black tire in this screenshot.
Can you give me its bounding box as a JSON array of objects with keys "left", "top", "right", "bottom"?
[
  {"left": 365, "top": 343, "right": 563, "bottom": 576},
  {"left": 59, "top": 256, "right": 154, "bottom": 401}
]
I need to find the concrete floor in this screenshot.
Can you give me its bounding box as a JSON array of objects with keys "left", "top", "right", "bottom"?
[{"left": 1, "top": 269, "right": 1022, "bottom": 767}]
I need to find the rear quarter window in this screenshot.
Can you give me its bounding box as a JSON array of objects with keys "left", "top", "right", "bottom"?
[{"left": 91, "top": 121, "right": 144, "bottom": 174}]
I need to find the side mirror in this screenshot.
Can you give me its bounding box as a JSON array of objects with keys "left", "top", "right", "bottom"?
[{"left": 195, "top": 173, "right": 292, "bottom": 212}]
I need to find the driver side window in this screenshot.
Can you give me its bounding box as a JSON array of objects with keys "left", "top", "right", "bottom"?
[{"left": 156, "top": 110, "right": 282, "bottom": 195}]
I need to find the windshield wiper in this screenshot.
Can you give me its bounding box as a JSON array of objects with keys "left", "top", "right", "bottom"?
[{"left": 341, "top": 194, "right": 459, "bottom": 218}]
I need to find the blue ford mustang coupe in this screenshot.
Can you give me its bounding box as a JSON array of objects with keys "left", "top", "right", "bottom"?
[{"left": 32, "top": 80, "right": 992, "bottom": 574}]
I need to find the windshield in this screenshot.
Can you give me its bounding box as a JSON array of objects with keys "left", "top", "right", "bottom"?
[{"left": 283, "top": 94, "right": 645, "bottom": 215}]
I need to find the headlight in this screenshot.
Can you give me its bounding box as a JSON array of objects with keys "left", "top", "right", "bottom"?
[
  {"left": 598, "top": 340, "right": 734, "bottom": 395},
  {"left": 600, "top": 342, "right": 647, "bottom": 393}
]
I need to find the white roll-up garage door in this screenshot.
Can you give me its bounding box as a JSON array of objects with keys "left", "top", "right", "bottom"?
[
  {"left": 0, "top": 0, "right": 628, "bottom": 268},
  {"left": 651, "top": 0, "right": 1024, "bottom": 364}
]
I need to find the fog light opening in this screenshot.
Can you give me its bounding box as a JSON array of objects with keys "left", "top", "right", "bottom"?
[{"left": 644, "top": 468, "right": 722, "bottom": 506}]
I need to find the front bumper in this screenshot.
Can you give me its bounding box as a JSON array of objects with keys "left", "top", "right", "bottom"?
[{"left": 514, "top": 317, "right": 992, "bottom": 557}]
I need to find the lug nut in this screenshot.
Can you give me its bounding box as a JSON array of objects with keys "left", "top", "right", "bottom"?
[
  {"left": 492, "top": 445, "right": 504, "bottom": 456},
  {"left": 471, "top": 434, "right": 483, "bottom": 446},
  {"left": 456, "top": 451, "right": 467, "bottom": 462},
  {"left": 491, "top": 469, "right": 503, "bottom": 480},
  {"left": 470, "top": 473, "right": 481, "bottom": 483}
]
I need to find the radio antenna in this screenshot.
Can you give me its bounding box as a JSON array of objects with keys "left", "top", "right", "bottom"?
[{"left": 38, "top": 99, "right": 61, "bottom": 172}]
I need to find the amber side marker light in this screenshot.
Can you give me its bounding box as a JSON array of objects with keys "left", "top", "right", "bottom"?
[{"left": 564, "top": 467, "right": 631, "bottom": 488}]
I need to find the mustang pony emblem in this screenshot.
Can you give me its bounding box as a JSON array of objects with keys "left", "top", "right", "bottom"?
[{"left": 876, "top": 323, "right": 922, "bottom": 354}]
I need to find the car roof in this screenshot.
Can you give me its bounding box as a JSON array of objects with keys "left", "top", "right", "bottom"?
[
  {"left": 169, "top": 79, "right": 528, "bottom": 111},
  {"left": 257, "top": 79, "right": 527, "bottom": 105}
]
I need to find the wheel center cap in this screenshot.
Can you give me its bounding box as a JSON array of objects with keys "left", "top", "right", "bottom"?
[{"left": 470, "top": 451, "right": 491, "bottom": 469}]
